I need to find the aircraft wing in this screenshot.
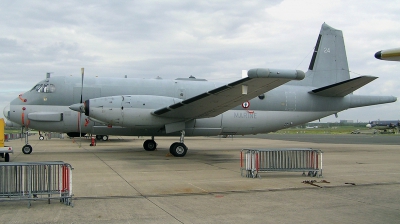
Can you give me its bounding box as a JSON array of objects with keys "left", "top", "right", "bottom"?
[
  {"left": 309, "top": 76, "right": 377, "bottom": 97},
  {"left": 152, "top": 68, "right": 305, "bottom": 119}
]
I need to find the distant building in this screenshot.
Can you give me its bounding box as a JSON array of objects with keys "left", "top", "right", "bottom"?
[{"left": 340, "top": 120, "right": 354, "bottom": 124}]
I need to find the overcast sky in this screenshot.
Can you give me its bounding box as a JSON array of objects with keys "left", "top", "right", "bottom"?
[{"left": 1, "top": 0, "right": 400, "bottom": 123}]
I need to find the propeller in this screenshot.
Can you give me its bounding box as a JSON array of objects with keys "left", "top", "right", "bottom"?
[
  {"left": 80, "top": 68, "right": 84, "bottom": 104},
  {"left": 79, "top": 68, "right": 84, "bottom": 147}
]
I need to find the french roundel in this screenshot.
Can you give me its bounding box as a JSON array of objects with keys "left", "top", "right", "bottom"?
[{"left": 242, "top": 101, "right": 250, "bottom": 109}]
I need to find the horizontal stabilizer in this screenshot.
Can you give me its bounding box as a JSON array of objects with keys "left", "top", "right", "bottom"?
[{"left": 309, "top": 76, "right": 377, "bottom": 97}]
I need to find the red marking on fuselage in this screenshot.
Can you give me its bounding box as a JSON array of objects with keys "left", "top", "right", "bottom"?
[{"left": 19, "top": 94, "right": 27, "bottom": 102}]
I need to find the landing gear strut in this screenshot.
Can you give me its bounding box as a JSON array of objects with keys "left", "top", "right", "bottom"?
[
  {"left": 22, "top": 130, "right": 32, "bottom": 154},
  {"left": 38, "top": 131, "right": 44, "bottom": 140},
  {"left": 169, "top": 131, "right": 188, "bottom": 157}
]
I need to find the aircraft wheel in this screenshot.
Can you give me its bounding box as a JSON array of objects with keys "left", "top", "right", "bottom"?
[
  {"left": 96, "top": 135, "right": 102, "bottom": 140},
  {"left": 169, "top": 143, "right": 178, "bottom": 153},
  {"left": 22, "top": 144, "right": 33, "bottom": 154},
  {"left": 39, "top": 135, "right": 44, "bottom": 140},
  {"left": 102, "top": 135, "right": 109, "bottom": 141},
  {"left": 143, "top": 140, "right": 157, "bottom": 151},
  {"left": 5, "top": 153, "right": 10, "bottom": 162},
  {"left": 169, "top": 142, "right": 187, "bottom": 157}
]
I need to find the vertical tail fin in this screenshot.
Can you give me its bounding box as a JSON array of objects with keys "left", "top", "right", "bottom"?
[{"left": 300, "top": 23, "right": 350, "bottom": 87}]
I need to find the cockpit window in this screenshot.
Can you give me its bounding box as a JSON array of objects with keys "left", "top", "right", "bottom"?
[
  {"left": 30, "top": 84, "right": 56, "bottom": 93},
  {"left": 32, "top": 84, "right": 41, "bottom": 92}
]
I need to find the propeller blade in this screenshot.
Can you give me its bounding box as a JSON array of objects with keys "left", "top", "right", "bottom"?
[
  {"left": 79, "top": 67, "right": 84, "bottom": 147},
  {"left": 80, "top": 68, "right": 84, "bottom": 103}
]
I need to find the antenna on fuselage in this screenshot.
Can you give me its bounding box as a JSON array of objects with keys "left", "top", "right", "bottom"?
[{"left": 46, "top": 72, "right": 53, "bottom": 80}]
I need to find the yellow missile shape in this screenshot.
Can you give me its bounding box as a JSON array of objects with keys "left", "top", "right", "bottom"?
[{"left": 375, "top": 48, "right": 400, "bottom": 61}]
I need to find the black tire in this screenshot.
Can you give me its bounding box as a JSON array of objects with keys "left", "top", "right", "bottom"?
[
  {"left": 39, "top": 135, "right": 44, "bottom": 140},
  {"left": 169, "top": 142, "right": 188, "bottom": 157},
  {"left": 5, "top": 153, "right": 10, "bottom": 162},
  {"left": 96, "top": 135, "right": 102, "bottom": 140},
  {"left": 169, "top": 143, "right": 178, "bottom": 154},
  {"left": 22, "top": 144, "right": 33, "bottom": 154},
  {"left": 143, "top": 140, "right": 157, "bottom": 151},
  {"left": 102, "top": 135, "right": 109, "bottom": 141}
]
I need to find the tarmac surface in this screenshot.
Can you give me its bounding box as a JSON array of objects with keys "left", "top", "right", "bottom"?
[
  {"left": 240, "top": 133, "right": 400, "bottom": 145},
  {"left": 1, "top": 133, "right": 400, "bottom": 223}
]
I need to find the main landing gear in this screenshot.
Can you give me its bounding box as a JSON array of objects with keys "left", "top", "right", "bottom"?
[
  {"left": 143, "top": 131, "right": 188, "bottom": 157},
  {"left": 96, "top": 135, "right": 109, "bottom": 141},
  {"left": 143, "top": 136, "right": 157, "bottom": 151}
]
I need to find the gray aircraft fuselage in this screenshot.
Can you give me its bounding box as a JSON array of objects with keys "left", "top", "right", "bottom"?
[{"left": 5, "top": 75, "right": 394, "bottom": 137}]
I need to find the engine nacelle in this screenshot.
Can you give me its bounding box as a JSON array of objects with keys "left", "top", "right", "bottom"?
[{"left": 83, "top": 95, "right": 183, "bottom": 128}]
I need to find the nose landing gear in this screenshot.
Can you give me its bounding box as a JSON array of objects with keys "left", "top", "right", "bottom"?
[{"left": 22, "top": 130, "right": 32, "bottom": 154}]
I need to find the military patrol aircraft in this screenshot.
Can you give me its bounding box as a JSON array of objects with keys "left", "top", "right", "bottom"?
[
  {"left": 366, "top": 120, "right": 400, "bottom": 133},
  {"left": 3, "top": 23, "right": 397, "bottom": 157}
]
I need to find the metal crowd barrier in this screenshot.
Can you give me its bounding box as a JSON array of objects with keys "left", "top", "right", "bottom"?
[
  {"left": 40, "top": 133, "right": 65, "bottom": 140},
  {"left": 0, "top": 161, "right": 73, "bottom": 207},
  {"left": 4, "top": 133, "right": 24, "bottom": 141},
  {"left": 4, "top": 132, "right": 65, "bottom": 141},
  {"left": 241, "top": 148, "right": 323, "bottom": 178}
]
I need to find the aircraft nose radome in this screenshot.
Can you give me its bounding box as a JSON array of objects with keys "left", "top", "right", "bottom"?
[
  {"left": 375, "top": 51, "right": 382, "bottom": 60},
  {"left": 3, "top": 104, "right": 10, "bottom": 119},
  {"left": 366, "top": 124, "right": 372, "bottom": 128},
  {"left": 69, "top": 103, "right": 84, "bottom": 113}
]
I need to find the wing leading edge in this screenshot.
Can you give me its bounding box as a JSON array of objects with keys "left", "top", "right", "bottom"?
[{"left": 153, "top": 68, "right": 305, "bottom": 119}]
